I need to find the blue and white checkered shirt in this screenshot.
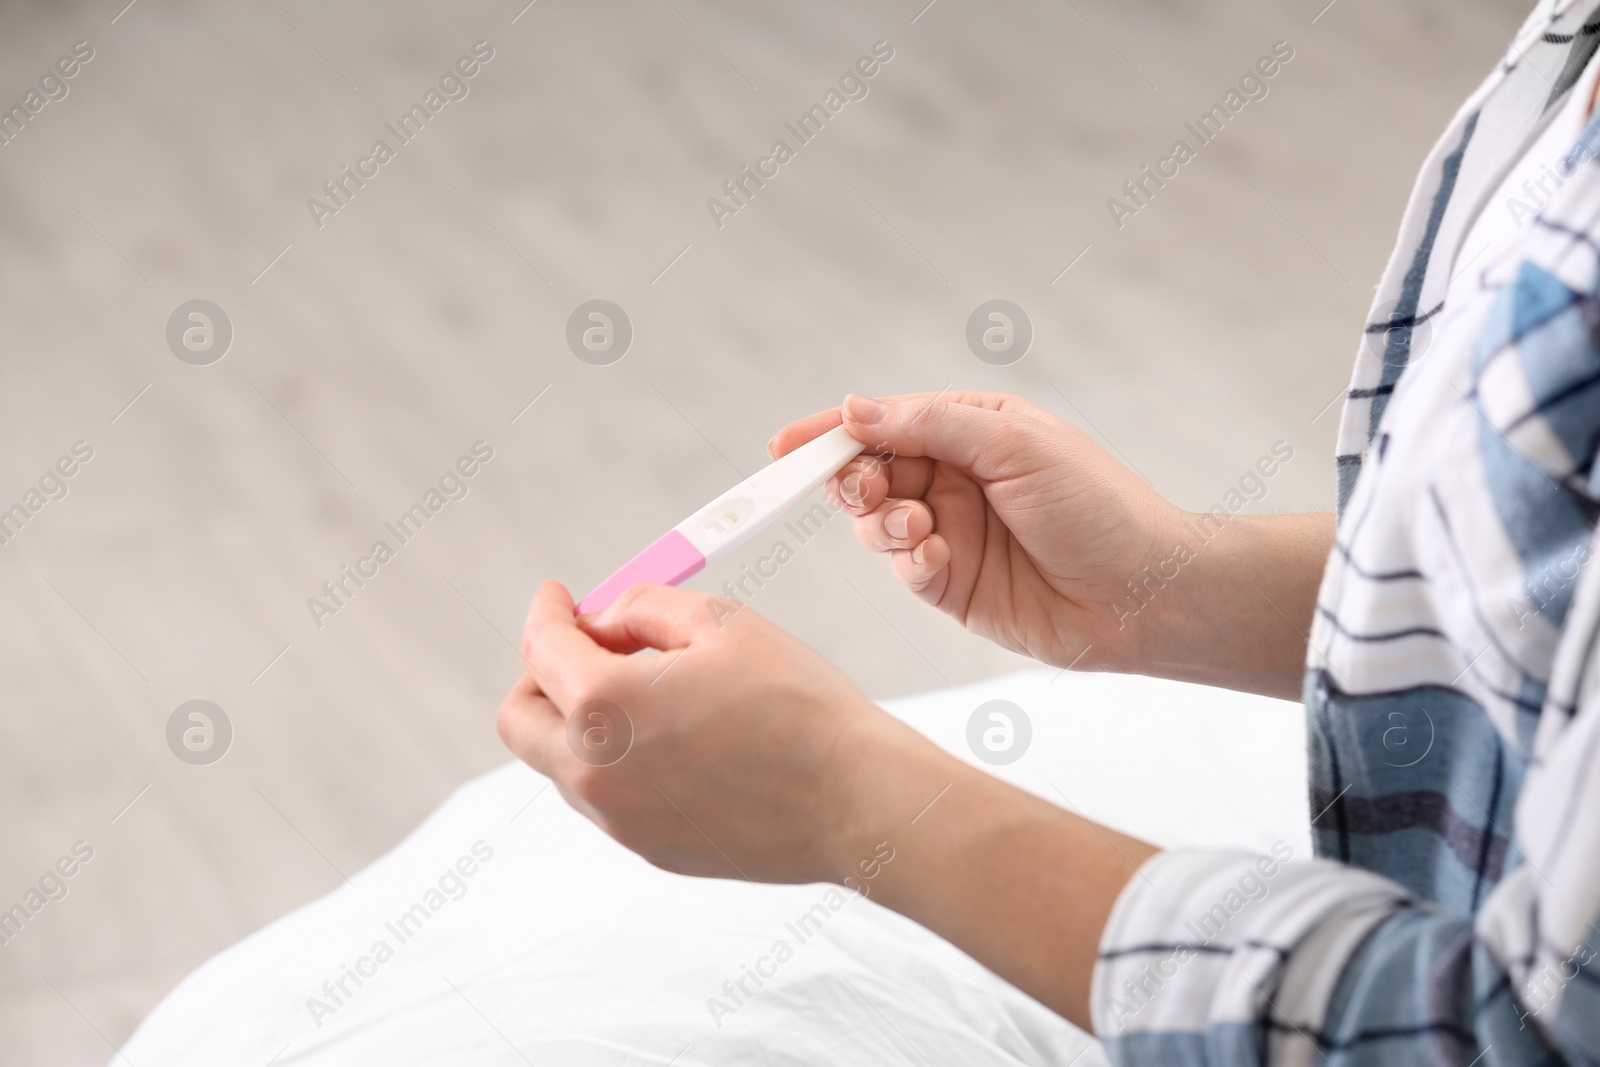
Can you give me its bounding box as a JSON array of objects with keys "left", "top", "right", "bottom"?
[{"left": 1093, "top": 2, "right": 1600, "bottom": 1063}]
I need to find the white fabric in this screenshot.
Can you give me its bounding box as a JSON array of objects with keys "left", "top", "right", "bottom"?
[{"left": 118, "top": 668, "right": 1306, "bottom": 1066}]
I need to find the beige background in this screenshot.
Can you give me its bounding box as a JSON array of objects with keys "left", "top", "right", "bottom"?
[{"left": 0, "top": 0, "right": 1528, "bottom": 1061}]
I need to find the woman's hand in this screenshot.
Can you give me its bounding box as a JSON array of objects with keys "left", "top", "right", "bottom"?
[
  {"left": 772, "top": 392, "right": 1182, "bottom": 672},
  {"left": 773, "top": 392, "right": 1332, "bottom": 697},
  {"left": 497, "top": 580, "right": 959, "bottom": 884}
]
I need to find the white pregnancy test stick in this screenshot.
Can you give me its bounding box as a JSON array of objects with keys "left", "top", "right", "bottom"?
[{"left": 576, "top": 426, "right": 867, "bottom": 614}]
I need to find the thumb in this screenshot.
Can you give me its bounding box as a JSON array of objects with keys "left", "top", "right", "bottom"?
[
  {"left": 578, "top": 582, "right": 719, "bottom": 654},
  {"left": 840, "top": 393, "right": 1025, "bottom": 481}
]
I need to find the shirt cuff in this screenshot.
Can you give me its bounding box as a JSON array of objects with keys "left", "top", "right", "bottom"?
[{"left": 1090, "top": 847, "right": 1413, "bottom": 1057}]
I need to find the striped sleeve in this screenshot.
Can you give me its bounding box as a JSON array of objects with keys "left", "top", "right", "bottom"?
[{"left": 1090, "top": 544, "right": 1600, "bottom": 1066}]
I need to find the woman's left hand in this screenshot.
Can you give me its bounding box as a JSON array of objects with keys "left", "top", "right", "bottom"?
[{"left": 497, "top": 580, "right": 958, "bottom": 885}]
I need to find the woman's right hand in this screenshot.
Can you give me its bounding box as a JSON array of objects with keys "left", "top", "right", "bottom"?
[{"left": 770, "top": 392, "right": 1186, "bottom": 672}]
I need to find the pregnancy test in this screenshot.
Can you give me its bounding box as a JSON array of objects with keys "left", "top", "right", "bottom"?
[{"left": 576, "top": 425, "right": 867, "bottom": 614}]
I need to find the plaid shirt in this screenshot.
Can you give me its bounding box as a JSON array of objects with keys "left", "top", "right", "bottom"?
[{"left": 1092, "top": 2, "right": 1600, "bottom": 1063}]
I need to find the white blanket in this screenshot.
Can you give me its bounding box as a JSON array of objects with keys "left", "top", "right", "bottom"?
[{"left": 119, "top": 668, "right": 1308, "bottom": 1066}]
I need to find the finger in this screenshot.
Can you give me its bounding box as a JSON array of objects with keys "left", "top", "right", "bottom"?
[
  {"left": 853, "top": 498, "right": 935, "bottom": 552},
  {"left": 523, "top": 581, "right": 617, "bottom": 709},
  {"left": 890, "top": 534, "right": 951, "bottom": 606},
  {"left": 839, "top": 393, "right": 1028, "bottom": 480},
  {"left": 496, "top": 673, "right": 575, "bottom": 778},
  {"left": 829, "top": 452, "right": 939, "bottom": 512},
  {"left": 830, "top": 456, "right": 888, "bottom": 513},
  {"left": 769, "top": 409, "right": 844, "bottom": 458},
  {"left": 578, "top": 582, "right": 721, "bottom": 654}
]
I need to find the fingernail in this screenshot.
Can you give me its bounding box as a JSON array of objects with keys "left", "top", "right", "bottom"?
[
  {"left": 885, "top": 504, "right": 912, "bottom": 540},
  {"left": 766, "top": 435, "right": 777, "bottom": 459},
  {"left": 843, "top": 394, "right": 888, "bottom": 424},
  {"left": 839, "top": 471, "right": 866, "bottom": 510},
  {"left": 911, "top": 540, "right": 926, "bottom": 565}
]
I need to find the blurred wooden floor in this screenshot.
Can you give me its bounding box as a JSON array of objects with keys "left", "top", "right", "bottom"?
[{"left": 0, "top": 0, "right": 1527, "bottom": 1061}]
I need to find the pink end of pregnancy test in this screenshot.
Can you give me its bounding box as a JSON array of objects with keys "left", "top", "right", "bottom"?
[
  {"left": 575, "top": 530, "right": 707, "bottom": 616},
  {"left": 576, "top": 425, "right": 867, "bottom": 615}
]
